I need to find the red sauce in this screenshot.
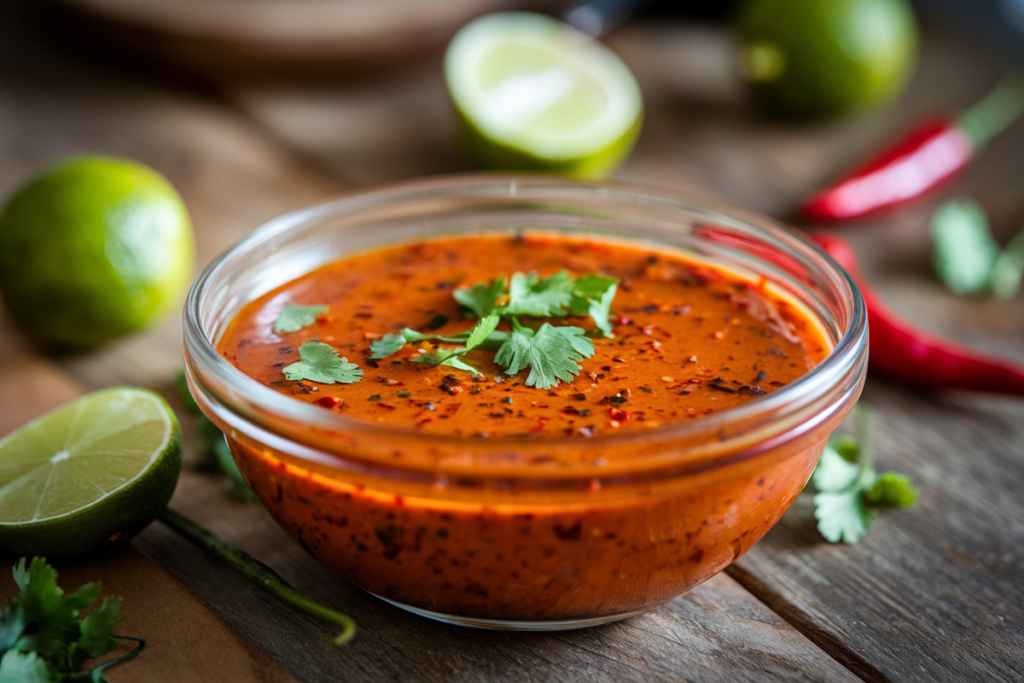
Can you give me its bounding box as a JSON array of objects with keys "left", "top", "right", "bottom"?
[{"left": 213, "top": 233, "right": 840, "bottom": 622}]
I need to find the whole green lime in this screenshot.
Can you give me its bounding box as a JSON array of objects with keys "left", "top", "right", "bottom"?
[
  {"left": 0, "top": 156, "right": 195, "bottom": 348},
  {"left": 736, "top": 0, "right": 918, "bottom": 120}
]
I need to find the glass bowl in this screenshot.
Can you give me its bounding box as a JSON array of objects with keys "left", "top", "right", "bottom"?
[{"left": 183, "top": 175, "right": 867, "bottom": 630}]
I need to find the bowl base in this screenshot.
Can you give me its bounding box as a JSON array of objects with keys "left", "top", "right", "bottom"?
[{"left": 376, "top": 596, "right": 649, "bottom": 631}]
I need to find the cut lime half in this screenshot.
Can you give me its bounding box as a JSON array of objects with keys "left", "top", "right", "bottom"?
[
  {"left": 0, "top": 387, "right": 182, "bottom": 559},
  {"left": 445, "top": 12, "right": 643, "bottom": 179}
]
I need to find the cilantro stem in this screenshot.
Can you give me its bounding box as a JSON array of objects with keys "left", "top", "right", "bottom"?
[
  {"left": 158, "top": 507, "right": 356, "bottom": 646},
  {"left": 89, "top": 636, "right": 147, "bottom": 683}
]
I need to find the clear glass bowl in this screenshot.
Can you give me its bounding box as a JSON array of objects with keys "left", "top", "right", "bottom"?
[{"left": 183, "top": 175, "right": 867, "bottom": 630}]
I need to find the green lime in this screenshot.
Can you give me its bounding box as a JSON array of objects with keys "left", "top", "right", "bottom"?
[
  {"left": 0, "top": 155, "right": 195, "bottom": 348},
  {"left": 0, "top": 387, "right": 182, "bottom": 559},
  {"left": 736, "top": 0, "right": 918, "bottom": 120},
  {"left": 445, "top": 12, "right": 643, "bottom": 179}
]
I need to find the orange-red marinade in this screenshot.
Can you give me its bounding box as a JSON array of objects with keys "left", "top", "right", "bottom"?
[{"left": 217, "top": 233, "right": 829, "bottom": 436}]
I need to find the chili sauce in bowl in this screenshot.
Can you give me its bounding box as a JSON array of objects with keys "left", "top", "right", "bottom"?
[{"left": 185, "top": 176, "right": 867, "bottom": 629}]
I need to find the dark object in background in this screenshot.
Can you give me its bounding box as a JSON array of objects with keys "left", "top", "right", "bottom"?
[
  {"left": 39, "top": 0, "right": 570, "bottom": 81},
  {"left": 919, "top": 0, "right": 1024, "bottom": 63}
]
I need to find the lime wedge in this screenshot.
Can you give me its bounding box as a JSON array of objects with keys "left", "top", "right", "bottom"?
[
  {"left": 0, "top": 387, "right": 182, "bottom": 559},
  {"left": 445, "top": 12, "right": 643, "bottom": 179}
]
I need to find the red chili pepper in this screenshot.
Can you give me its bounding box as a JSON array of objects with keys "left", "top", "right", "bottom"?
[
  {"left": 810, "top": 233, "right": 1024, "bottom": 396},
  {"left": 802, "top": 73, "right": 1024, "bottom": 223}
]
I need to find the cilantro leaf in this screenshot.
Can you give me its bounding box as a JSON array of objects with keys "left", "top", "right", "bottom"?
[
  {"left": 370, "top": 333, "right": 407, "bottom": 360},
  {"left": 991, "top": 225, "right": 1024, "bottom": 300},
  {"left": 864, "top": 473, "right": 919, "bottom": 508},
  {"left": 440, "top": 356, "right": 482, "bottom": 376},
  {"left": 273, "top": 302, "right": 329, "bottom": 334},
  {"left": 811, "top": 445, "right": 862, "bottom": 492},
  {"left": 464, "top": 313, "right": 500, "bottom": 351},
  {"left": 0, "top": 558, "right": 125, "bottom": 681},
  {"left": 503, "top": 271, "right": 575, "bottom": 317},
  {"left": 813, "top": 490, "right": 877, "bottom": 545},
  {"left": 583, "top": 281, "right": 617, "bottom": 338},
  {"left": 931, "top": 199, "right": 1000, "bottom": 295},
  {"left": 808, "top": 408, "right": 919, "bottom": 545},
  {"left": 283, "top": 341, "right": 363, "bottom": 384},
  {"left": 73, "top": 598, "right": 123, "bottom": 665},
  {"left": 494, "top": 321, "right": 594, "bottom": 389},
  {"left": 0, "top": 650, "right": 58, "bottom": 683},
  {"left": 410, "top": 348, "right": 460, "bottom": 367},
  {"left": 454, "top": 277, "right": 506, "bottom": 318}
]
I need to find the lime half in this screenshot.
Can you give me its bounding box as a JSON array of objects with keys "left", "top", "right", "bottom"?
[
  {"left": 0, "top": 387, "right": 182, "bottom": 559},
  {"left": 445, "top": 12, "right": 643, "bottom": 179}
]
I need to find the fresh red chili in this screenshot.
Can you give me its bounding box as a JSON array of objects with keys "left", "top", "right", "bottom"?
[
  {"left": 810, "top": 233, "right": 1024, "bottom": 396},
  {"left": 802, "top": 73, "right": 1024, "bottom": 223}
]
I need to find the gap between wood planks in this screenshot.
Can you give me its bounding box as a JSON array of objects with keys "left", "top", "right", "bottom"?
[{"left": 726, "top": 564, "right": 885, "bottom": 683}]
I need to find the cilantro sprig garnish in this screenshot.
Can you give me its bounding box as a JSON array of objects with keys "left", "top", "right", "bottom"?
[
  {"left": 283, "top": 341, "right": 363, "bottom": 384},
  {"left": 811, "top": 409, "right": 919, "bottom": 544},
  {"left": 273, "top": 302, "right": 329, "bottom": 334},
  {"left": 371, "top": 271, "right": 614, "bottom": 389},
  {"left": 0, "top": 557, "right": 144, "bottom": 682},
  {"left": 453, "top": 270, "right": 617, "bottom": 335}
]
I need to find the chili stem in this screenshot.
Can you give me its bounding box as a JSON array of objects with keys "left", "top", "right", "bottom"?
[
  {"left": 958, "top": 71, "right": 1024, "bottom": 148},
  {"left": 158, "top": 507, "right": 357, "bottom": 646}
]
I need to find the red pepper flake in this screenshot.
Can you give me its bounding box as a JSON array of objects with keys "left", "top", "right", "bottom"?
[
  {"left": 614, "top": 316, "right": 631, "bottom": 326},
  {"left": 609, "top": 407, "right": 630, "bottom": 422},
  {"left": 314, "top": 396, "right": 342, "bottom": 408},
  {"left": 415, "top": 418, "right": 433, "bottom": 429}
]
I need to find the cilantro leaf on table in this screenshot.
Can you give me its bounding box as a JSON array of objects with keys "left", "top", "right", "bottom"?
[
  {"left": 865, "top": 472, "right": 920, "bottom": 507},
  {"left": 453, "top": 277, "right": 506, "bottom": 318},
  {"left": 930, "top": 199, "right": 1000, "bottom": 295},
  {"left": 494, "top": 320, "right": 594, "bottom": 389},
  {"left": 990, "top": 225, "right": 1024, "bottom": 300},
  {"left": 273, "top": 302, "right": 329, "bottom": 334},
  {"left": 0, "top": 557, "right": 137, "bottom": 683},
  {"left": 809, "top": 409, "right": 919, "bottom": 545},
  {"left": 0, "top": 649, "right": 57, "bottom": 682},
  {"left": 283, "top": 341, "right": 363, "bottom": 384}
]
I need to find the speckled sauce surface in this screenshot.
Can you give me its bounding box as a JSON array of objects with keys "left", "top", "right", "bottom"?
[
  {"left": 215, "top": 232, "right": 846, "bottom": 623},
  {"left": 217, "top": 233, "right": 829, "bottom": 439}
]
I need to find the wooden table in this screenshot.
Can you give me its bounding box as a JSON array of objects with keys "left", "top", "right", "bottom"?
[{"left": 1, "top": 2, "right": 1022, "bottom": 681}]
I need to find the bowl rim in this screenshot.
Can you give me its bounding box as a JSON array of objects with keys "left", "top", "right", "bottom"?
[{"left": 184, "top": 173, "right": 867, "bottom": 453}]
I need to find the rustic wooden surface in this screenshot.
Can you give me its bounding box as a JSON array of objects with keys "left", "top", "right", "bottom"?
[{"left": 1, "top": 0, "right": 1023, "bottom": 681}]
